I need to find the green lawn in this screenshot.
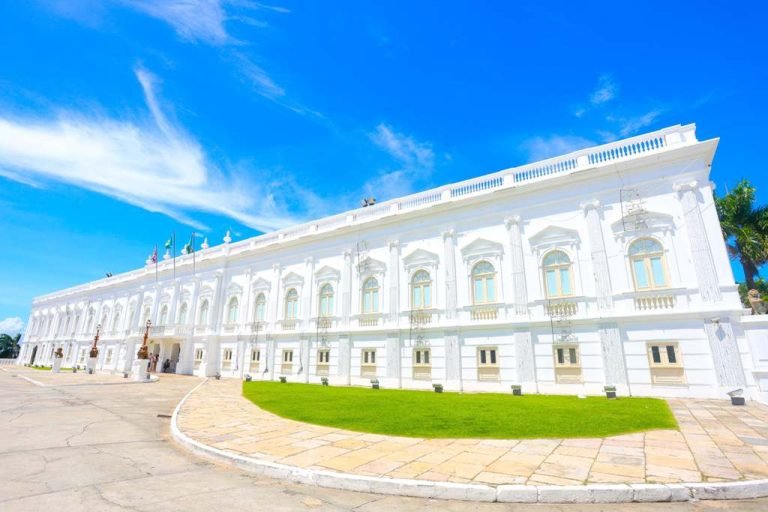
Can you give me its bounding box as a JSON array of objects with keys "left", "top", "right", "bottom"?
[
  {"left": 28, "top": 365, "right": 73, "bottom": 371},
  {"left": 242, "top": 381, "right": 678, "bottom": 439}
]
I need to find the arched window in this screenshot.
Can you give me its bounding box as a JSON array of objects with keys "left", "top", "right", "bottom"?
[
  {"left": 411, "top": 270, "right": 432, "bottom": 309},
  {"left": 629, "top": 238, "right": 668, "bottom": 290},
  {"left": 543, "top": 250, "right": 573, "bottom": 298},
  {"left": 284, "top": 288, "right": 298, "bottom": 320},
  {"left": 159, "top": 305, "right": 168, "bottom": 326},
  {"left": 362, "top": 277, "right": 379, "bottom": 314},
  {"left": 198, "top": 300, "right": 209, "bottom": 325},
  {"left": 112, "top": 311, "right": 120, "bottom": 332},
  {"left": 472, "top": 261, "right": 497, "bottom": 304},
  {"left": 178, "top": 303, "right": 188, "bottom": 325},
  {"left": 318, "top": 284, "right": 334, "bottom": 317},
  {"left": 254, "top": 293, "right": 266, "bottom": 322},
  {"left": 142, "top": 307, "right": 151, "bottom": 325},
  {"left": 226, "top": 297, "right": 239, "bottom": 323}
]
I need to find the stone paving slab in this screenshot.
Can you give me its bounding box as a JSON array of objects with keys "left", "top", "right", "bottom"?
[
  {"left": 0, "top": 366, "right": 158, "bottom": 386},
  {"left": 176, "top": 379, "right": 768, "bottom": 488}
]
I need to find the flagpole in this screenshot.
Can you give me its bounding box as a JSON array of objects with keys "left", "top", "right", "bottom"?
[
  {"left": 172, "top": 231, "right": 176, "bottom": 281},
  {"left": 192, "top": 232, "right": 196, "bottom": 276},
  {"left": 154, "top": 245, "right": 158, "bottom": 283}
]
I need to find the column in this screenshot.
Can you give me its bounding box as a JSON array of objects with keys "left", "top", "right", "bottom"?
[
  {"left": 301, "top": 256, "right": 316, "bottom": 331},
  {"left": 674, "top": 181, "right": 722, "bottom": 303},
  {"left": 385, "top": 332, "right": 401, "bottom": 388},
  {"left": 505, "top": 217, "right": 529, "bottom": 316},
  {"left": 239, "top": 270, "right": 255, "bottom": 379},
  {"left": 300, "top": 334, "right": 310, "bottom": 383},
  {"left": 581, "top": 200, "right": 613, "bottom": 310},
  {"left": 202, "top": 272, "right": 224, "bottom": 377},
  {"left": 388, "top": 240, "right": 400, "bottom": 325},
  {"left": 168, "top": 280, "right": 181, "bottom": 329},
  {"left": 181, "top": 279, "right": 200, "bottom": 375},
  {"left": 514, "top": 330, "right": 537, "bottom": 391},
  {"left": 704, "top": 319, "right": 746, "bottom": 389},
  {"left": 442, "top": 230, "right": 458, "bottom": 320},
  {"left": 598, "top": 323, "right": 628, "bottom": 391},
  {"left": 266, "top": 335, "right": 276, "bottom": 380},
  {"left": 341, "top": 249, "right": 353, "bottom": 327},
  {"left": 269, "top": 264, "right": 282, "bottom": 326},
  {"left": 338, "top": 334, "right": 351, "bottom": 386},
  {"left": 444, "top": 329, "right": 462, "bottom": 391}
]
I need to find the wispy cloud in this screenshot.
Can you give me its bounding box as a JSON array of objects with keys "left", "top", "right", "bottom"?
[
  {"left": 120, "top": 0, "right": 231, "bottom": 45},
  {"left": 0, "top": 316, "right": 24, "bottom": 335},
  {"left": 520, "top": 134, "right": 596, "bottom": 162},
  {"left": 590, "top": 74, "right": 618, "bottom": 105},
  {"left": 0, "top": 67, "right": 305, "bottom": 232},
  {"left": 365, "top": 124, "right": 435, "bottom": 200}
]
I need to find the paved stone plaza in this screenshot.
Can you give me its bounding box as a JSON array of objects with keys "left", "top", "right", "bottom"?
[
  {"left": 2, "top": 367, "right": 767, "bottom": 511},
  {"left": 179, "top": 380, "right": 768, "bottom": 487}
]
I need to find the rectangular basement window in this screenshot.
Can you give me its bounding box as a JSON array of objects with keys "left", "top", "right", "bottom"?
[
  {"left": 413, "top": 348, "right": 431, "bottom": 380},
  {"left": 281, "top": 349, "right": 294, "bottom": 375},
  {"left": 553, "top": 344, "right": 582, "bottom": 383},
  {"left": 477, "top": 346, "right": 499, "bottom": 381},
  {"left": 317, "top": 349, "right": 330, "bottom": 376},
  {"left": 647, "top": 342, "right": 685, "bottom": 385},
  {"left": 194, "top": 348, "right": 204, "bottom": 369},
  {"left": 222, "top": 348, "right": 233, "bottom": 368},
  {"left": 249, "top": 349, "right": 260, "bottom": 372},
  {"left": 361, "top": 349, "right": 377, "bottom": 378}
]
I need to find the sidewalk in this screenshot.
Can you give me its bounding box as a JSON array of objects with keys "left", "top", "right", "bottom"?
[
  {"left": 176, "top": 380, "right": 768, "bottom": 487},
  {"left": 1, "top": 366, "right": 158, "bottom": 386}
]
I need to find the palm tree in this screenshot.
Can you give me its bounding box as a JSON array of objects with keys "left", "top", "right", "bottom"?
[
  {"left": 0, "top": 333, "right": 21, "bottom": 359},
  {"left": 716, "top": 179, "right": 768, "bottom": 290}
]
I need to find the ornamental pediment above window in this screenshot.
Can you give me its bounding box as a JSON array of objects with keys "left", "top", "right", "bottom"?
[
  {"left": 528, "top": 225, "right": 581, "bottom": 253},
  {"left": 402, "top": 248, "right": 439, "bottom": 271},
  {"left": 461, "top": 238, "right": 504, "bottom": 263},
  {"left": 281, "top": 271, "right": 304, "bottom": 287},
  {"left": 226, "top": 282, "right": 243, "bottom": 295},
  {"left": 315, "top": 265, "right": 341, "bottom": 282},
  {"left": 610, "top": 211, "right": 675, "bottom": 239},
  {"left": 251, "top": 277, "right": 271, "bottom": 291},
  {"left": 356, "top": 257, "right": 386, "bottom": 276}
]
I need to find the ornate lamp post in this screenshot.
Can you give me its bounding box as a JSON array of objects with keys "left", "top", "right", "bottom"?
[
  {"left": 137, "top": 320, "right": 150, "bottom": 360},
  {"left": 89, "top": 324, "right": 101, "bottom": 358}
]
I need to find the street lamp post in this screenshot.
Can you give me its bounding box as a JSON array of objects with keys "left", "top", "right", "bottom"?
[
  {"left": 131, "top": 320, "right": 151, "bottom": 382},
  {"left": 86, "top": 324, "right": 101, "bottom": 374}
]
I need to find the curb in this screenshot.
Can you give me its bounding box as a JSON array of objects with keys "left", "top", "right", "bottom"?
[{"left": 170, "top": 381, "right": 768, "bottom": 503}]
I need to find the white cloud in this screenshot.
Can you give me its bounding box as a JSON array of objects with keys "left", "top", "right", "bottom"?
[
  {"left": 121, "top": 0, "right": 231, "bottom": 45},
  {"left": 0, "top": 67, "right": 303, "bottom": 232},
  {"left": 611, "top": 109, "right": 663, "bottom": 137},
  {"left": 0, "top": 317, "right": 24, "bottom": 335},
  {"left": 590, "top": 74, "right": 618, "bottom": 105},
  {"left": 520, "top": 135, "right": 596, "bottom": 162},
  {"left": 366, "top": 124, "right": 435, "bottom": 199}
]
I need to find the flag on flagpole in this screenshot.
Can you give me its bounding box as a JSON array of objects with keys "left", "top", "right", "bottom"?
[
  {"left": 152, "top": 245, "right": 158, "bottom": 282},
  {"left": 165, "top": 233, "right": 176, "bottom": 280}
]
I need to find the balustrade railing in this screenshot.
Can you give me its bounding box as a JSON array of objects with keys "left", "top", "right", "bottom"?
[{"left": 634, "top": 294, "right": 676, "bottom": 311}]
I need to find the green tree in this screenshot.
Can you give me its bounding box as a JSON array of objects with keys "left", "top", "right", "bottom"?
[
  {"left": 716, "top": 179, "right": 768, "bottom": 290},
  {"left": 0, "top": 333, "right": 21, "bottom": 359}
]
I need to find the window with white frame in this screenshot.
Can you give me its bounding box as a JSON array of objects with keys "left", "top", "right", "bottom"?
[
  {"left": 543, "top": 250, "right": 573, "bottom": 298},
  {"left": 413, "top": 348, "right": 431, "bottom": 380},
  {"left": 78, "top": 349, "right": 86, "bottom": 363},
  {"left": 106, "top": 348, "right": 113, "bottom": 364},
  {"left": 112, "top": 311, "right": 120, "bottom": 332},
  {"left": 361, "top": 349, "right": 376, "bottom": 377},
  {"left": 178, "top": 303, "right": 188, "bottom": 324},
  {"left": 281, "top": 349, "right": 294, "bottom": 374},
  {"left": 317, "top": 349, "right": 330, "bottom": 375},
  {"left": 250, "top": 349, "right": 260, "bottom": 370},
  {"left": 159, "top": 305, "right": 168, "bottom": 326},
  {"left": 222, "top": 348, "right": 233, "bottom": 366},
  {"left": 647, "top": 342, "right": 685, "bottom": 385},
  {"left": 142, "top": 307, "right": 151, "bottom": 325},
  {"left": 198, "top": 300, "right": 209, "bottom": 325},
  {"left": 194, "top": 348, "right": 204, "bottom": 361},
  {"left": 411, "top": 270, "right": 432, "bottom": 309},
  {"left": 254, "top": 293, "right": 266, "bottom": 322},
  {"left": 477, "top": 346, "right": 499, "bottom": 381},
  {"left": 629, "top": 238, "right": 669, "bottom": 290},
  {"left": 318, "top": 284, "right": 334, "bottom": 317},
  {"left": 471, "top": 261, "right": 497, "bottom": 304},
  {"left": 362, "top": 277, "right": 380, "bottom": 314},
  {"left": 226, "top": 297, "right": 239, "bottom": 323},
  {"left": 284, "top": 289, "right": 298, "bottom": 320},
  {"left": 553, "top": 344, "right": 582, "bottom": 383}
]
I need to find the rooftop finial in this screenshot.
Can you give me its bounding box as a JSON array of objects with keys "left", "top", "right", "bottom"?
[
  {"left": 223, "top": 230, "right": 232, "bottom": 244},
  {"left": 201, "top": 237, "right": 210, "bottom": 249}
]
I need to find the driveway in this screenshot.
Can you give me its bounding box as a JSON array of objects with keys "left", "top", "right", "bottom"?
[{"left": 0, "top": 368, "right": 766, "bottom": 511}]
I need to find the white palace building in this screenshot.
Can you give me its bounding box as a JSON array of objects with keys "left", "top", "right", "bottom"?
[{"left": 17, "top": 124, "right": 768, "bottom": 401}]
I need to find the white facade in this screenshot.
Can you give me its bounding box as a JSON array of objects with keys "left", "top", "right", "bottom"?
[{"left": 18, "top": 124, "right": 768, "bottom": 400}]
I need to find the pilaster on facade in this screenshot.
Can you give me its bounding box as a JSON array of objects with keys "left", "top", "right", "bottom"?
[
  {"left": 673, "top": 180, "right": 722, "bottom": 303},
  {"left": 581, "top": 200, "right": 613, "bottom": 311},
  {"left": 505, "top": 216, "right": 529, "bottom": 316}
]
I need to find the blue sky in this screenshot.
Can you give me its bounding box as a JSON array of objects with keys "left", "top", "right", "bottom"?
[{"left": 1, "top": 1, "right": 766, "bottom": 333}]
